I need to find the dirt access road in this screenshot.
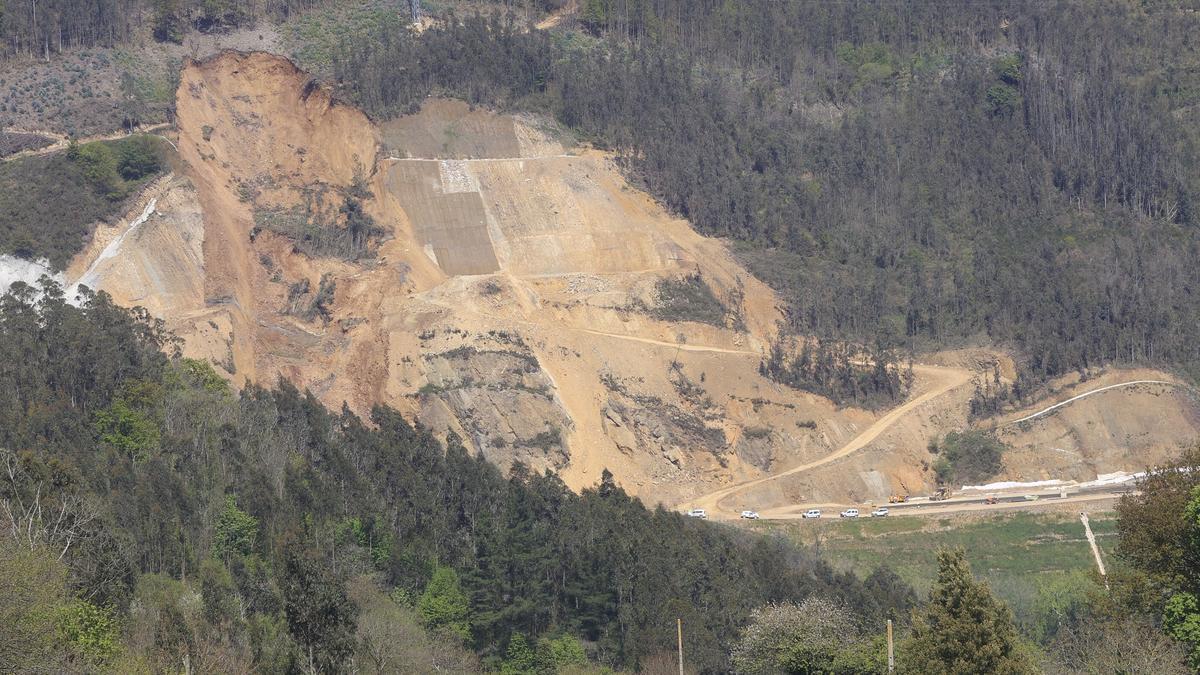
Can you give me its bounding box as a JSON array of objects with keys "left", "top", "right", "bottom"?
[
  {"left": 2, "top": 123, "right": 173, "bottom": 162},
  {"left": 759, "top": 488, "right": 1126, "bottom": 520},
  {"left": 678, "top": 362, "right": 973, "bottom": 518},
  {"left": 683, "top": 370, "right": 1186, "bottom": 521},
  {"left": 998, "top": 379, "right": 1185, "bottom": 427}
]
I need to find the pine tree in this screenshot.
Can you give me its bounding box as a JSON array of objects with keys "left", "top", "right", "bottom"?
[
  {"left": 212, "top": 495, "right": 258, "bottom": 560},
  {"left": 281, "top": 547, "right": 359, "bottom": 672},
  {"left": 418, "top": 564, "right": 471, "bottom": 642},
  {"left": 500, "top": 632, "right": 536, "bottom": 674},
  {"left": 901, "top": 548, "right": 1034, "bottom": 675}
]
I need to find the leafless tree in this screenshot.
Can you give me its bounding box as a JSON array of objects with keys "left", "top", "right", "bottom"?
[
  {"left": 0, "top": 448, "right": 98, "bottom": 561},
  {"left": 1047, "top": 616, "right": 1190, "bottom": 675}
]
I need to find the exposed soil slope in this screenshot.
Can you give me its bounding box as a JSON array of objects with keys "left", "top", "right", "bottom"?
[{"left": 63, "top": 51, "right": 1200, "bottom": 506}]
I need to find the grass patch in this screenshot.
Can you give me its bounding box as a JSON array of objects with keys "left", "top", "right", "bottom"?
[
  {"left": 651, "top": 272, "right": 726, "bottom": 326},
  {"left": 0, "top": 135, "right": 168, "bottom": 268},
  {"left": 751, "top": 511, "right": 1117, "bottom": 624},
  {"left": 743, "top": 425, "right": 772, "bottom": 439}
]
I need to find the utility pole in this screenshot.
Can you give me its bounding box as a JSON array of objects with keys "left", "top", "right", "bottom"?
[
  {"left": 1080, "top": 512, "right": 1109, "bottom": 589},
  {"left": 677, "top": 618, "right": 684, "bottom": 675},
  {"left": 887, "top": 619, "right": 895, "bottom": 673}
]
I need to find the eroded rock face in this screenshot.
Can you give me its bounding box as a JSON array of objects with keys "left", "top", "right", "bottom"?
[
  {"left": 413, "top": 339, "right": 574, "bottom": 474},
  {"left": 65, "top": 51, "right": 1200, "bottom": 507}
]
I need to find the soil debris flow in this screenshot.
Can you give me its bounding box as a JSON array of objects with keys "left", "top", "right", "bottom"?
[
  {"left": 72, "top": 198, "right": 158, "bottom": 292},
  {"left": 680, "top": 362, "right": 972, "bottom": 518}
]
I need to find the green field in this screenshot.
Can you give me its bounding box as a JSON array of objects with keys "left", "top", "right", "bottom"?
[{"left": 745, "top": 511, "right": 1117, "bottom": 636}]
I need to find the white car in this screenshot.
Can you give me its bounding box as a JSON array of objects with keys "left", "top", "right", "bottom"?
[
  {"left": 686, "top": 508, "right": 707, "bottom": 519},
  {"left": 740, "top": 510, "right": 760, "bottom": 520},
  {"left": 840, "top": 508, "right": 860, "bottom": 518},
  {"left": 871, "top": 508, "right": 889, "bottom": 517},
  {"left": 802, "top": 509, "right": 822, "bottom": 519}
]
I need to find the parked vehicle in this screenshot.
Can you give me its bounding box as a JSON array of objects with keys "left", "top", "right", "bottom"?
[
  {"left": 870, "top": 507, "right": 889, "bottom": 517},
  {"left": 686, "top": 508, "right": 707, "bottom": 519},
  {"left": 984, "top": 496, "right": 998, "bottom": 505},
  {"left": 740, "top": 510, "right": 760, "bottom": 519},
  {"left": 1022, "top": 494, "right": 1039, "bottom": 502},
  {"left": 930, "top": 487, "right": 951, "bottom": 501},
  {"left": 840, "top": 508, "right": 860, "bottom": 518},
  {"left": 802, "top": 509, "right": 822, "bottom": 519},
  {"left": 889, "top": 494, "right": 909, "bottom": 503}
]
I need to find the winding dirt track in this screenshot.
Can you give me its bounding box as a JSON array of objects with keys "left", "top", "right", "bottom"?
[{"left": 679, "top": 362, "right": 973, "bottom": 518}]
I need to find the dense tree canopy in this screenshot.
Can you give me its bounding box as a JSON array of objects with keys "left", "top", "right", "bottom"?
[{"left": 930, "top": 431, "right": 1009, "bottom": 486}]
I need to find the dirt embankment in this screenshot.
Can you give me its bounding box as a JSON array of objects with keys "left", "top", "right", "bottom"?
[{"left": 65, "top": 51, "right": 1200, "bottom": 507}]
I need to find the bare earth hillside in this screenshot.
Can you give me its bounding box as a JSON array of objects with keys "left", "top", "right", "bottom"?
[{"left": 63, "top": 51, "right": 1200, "bottom": 507}]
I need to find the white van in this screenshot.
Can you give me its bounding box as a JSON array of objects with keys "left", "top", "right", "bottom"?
[
  {"left": 840, "top": 508, "right": 860, "bottom": 518},
  {"left": 802, "top": 509, "right": 822, "bottom": 519},
  {"left": 686, "top": 508, "right": 707, "bottom": 519}
]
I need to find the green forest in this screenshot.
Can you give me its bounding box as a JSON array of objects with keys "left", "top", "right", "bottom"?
[{"left": 0, "top": 1, "right": 329, "bottom": 57}]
